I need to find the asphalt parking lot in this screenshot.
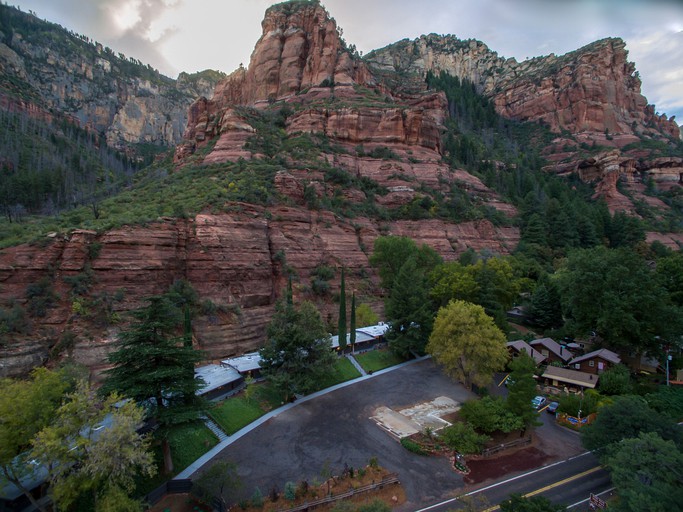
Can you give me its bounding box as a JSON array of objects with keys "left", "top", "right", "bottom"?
[{"left": 207, "top": 358, "right": 476, "bottom": 510}]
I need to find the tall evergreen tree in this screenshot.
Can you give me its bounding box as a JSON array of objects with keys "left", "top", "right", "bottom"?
[
  {"left": 338, "top": 267, "right": 347, "bottom": 350},
  {"left": 101, "top": 296, "right": 205, "bottom": 474},
  {"left": 260, "top": 298, "right": 335, "bottom": 397},
  {"left": 386, "top": 257, "right": 435, "bottom": 358},
  {"left": 350, "top": 291, "right": 356, "bottom": 352}
]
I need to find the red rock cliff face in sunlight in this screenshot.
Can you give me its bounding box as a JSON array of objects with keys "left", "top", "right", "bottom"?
[
  {"left": 181, "top": 1, "right": 374, "bottom": 151},
  {"left": 366, "top": 36, "right": 680, "bottom": 142},
  {"left": 490, "top": 39, "right": 680, "bottom": 140},
  {"left": 0, "top": 207, "right": 519, "bottom": 378}
]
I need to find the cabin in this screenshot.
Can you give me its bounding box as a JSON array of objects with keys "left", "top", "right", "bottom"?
[
  {"left": 506, "top": 305, "right": 531, "bottom": 323},
  {"left": 541, "top": 365, "right": 598, "bottom": 393},
  {"left": 529, "top": 337, "right": 574, "bottom": 365},
  {"left": 331, "top": 323, "right": 390, "bottom": 352},
  {"left": 569, "top": 348, "right": 621, "bottom": 375},
  {"left": 506, "top": 340, "right": 546, "bottom": 366},
  {"left": 222, "top": 352, "right": 264, "bottom": 379},
  {"left": 195, "top": 364, "right": 243, "bottom": 401}
]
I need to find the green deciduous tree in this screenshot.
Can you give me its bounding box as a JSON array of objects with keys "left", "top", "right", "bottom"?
[
  {"left": 259, "top": 298, "right": 335, "bottom": 397},
  {"left": 606, "top": 432, "right": 683, "bottom": 512},
  {"left": 101, "top": 295, "right": 205, "bottom": 474},
  {"left": 369, "top": 236, "right": 442, "bottom": 292},
  {"left": 459, "top": 396, "right": 523, "bottom": 434},
  {"left": 0, "top": 368, "right": 72, "bottom": 512},
  {"left": 355, "top": 303, "right": 378, "bottom": 327},
  {"left": 427, "top": 300, "right": 508, "bottom": 390},
  {"left": 597, "top": 364, "right": 632, "bottom": 395},
  {"left": 30, "top": 382, "right": 155, "bottom": 511},
  {"left": 439, "top": 422, "right": 490, "bottom": 454},
  {"left": 192, "top": 461, "right": 243, "bottom": 511}
]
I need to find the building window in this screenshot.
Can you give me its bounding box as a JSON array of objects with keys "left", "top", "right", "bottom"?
[
  {"left": 589, "top": 360, "right": 595, "bottom": 367},
  {"left": 575, "top": 363, "right": 580, "bottom": 369}
]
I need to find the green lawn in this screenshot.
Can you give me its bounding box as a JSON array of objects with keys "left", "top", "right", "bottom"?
[
  {"left": 168, "top": 422, "right": 218, "bottom": 470},
  {"left": 209, "top": 396, "right": 266, "bottom": 435},
  {"left": 315, "top": 357, "right": 362, "bottom": 390},
  {"left": 355, "top": 349, "right": 405, "bottom": 373},
  {"left": 134, "top": 421, "right": 218, "bottom": 497}
]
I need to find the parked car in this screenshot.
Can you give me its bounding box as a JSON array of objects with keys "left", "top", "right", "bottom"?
[
  {"left": 546, "top": 401, "right": 559, "bottom": 414},
  {"left": 531, "top": 396, "right": 547, "bottom": 409}
]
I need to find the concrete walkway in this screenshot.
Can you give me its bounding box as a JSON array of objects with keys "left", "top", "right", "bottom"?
[
  {"left": 175, "top": 355, "right": 430, "bottom": 479},
  {"left": 346, "top": 353, "right": 367, "bottom": 376}
]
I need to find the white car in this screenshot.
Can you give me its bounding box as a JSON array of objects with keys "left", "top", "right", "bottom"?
[{"left": 531, "top": 396, "right": 547, "bottom": 409}]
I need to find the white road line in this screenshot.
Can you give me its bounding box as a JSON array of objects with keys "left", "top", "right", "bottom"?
[{"left": 414, "top": 452, "right": 591, "bottom": 512}]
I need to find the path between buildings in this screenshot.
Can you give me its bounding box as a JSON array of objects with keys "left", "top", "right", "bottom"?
[
  {"left": 346, "top": 353, "right": 367, "bottom": 376},
  {"left": 175, "top": 355, "right": 430, "bottom": 479}
]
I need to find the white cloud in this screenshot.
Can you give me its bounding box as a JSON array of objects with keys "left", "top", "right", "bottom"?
[{"left": 9, "top": 0, "right": 683, "bottom": 122}]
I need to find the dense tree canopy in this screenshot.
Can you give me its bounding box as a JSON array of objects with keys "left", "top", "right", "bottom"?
[
  {"left": 369, "top": 235, "right": 442, "bottom": 292},
  {"left": 426, "top": 300, "right": 508, "bottom": 390},
  {"left": 581, "top": 395, "right": 682, "bottom": 454},
  {"left": 606, "top": 432, "right": 683, "bottom": 512},
  {"left": 0, "top": 368, "right": 72, "bottom": 511},
  {"left": 556, "top": 246, "right": 681, "bottom": 352}
]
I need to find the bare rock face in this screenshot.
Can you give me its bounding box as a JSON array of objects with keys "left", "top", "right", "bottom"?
[
  {"left": 366, "top": 35, "right": 680, "bottom": 142},
  {"left": 573, "top": 151, "right": 683, "bottom": 213},
  {"left": 180, "top": 1, "right": 376, "bottom": 157},
  {"left": 0, "top": 206, "right": 519, "bottom": 377},
  {"left": 0, "top": 5, "right": 224, "bottom": 151}
]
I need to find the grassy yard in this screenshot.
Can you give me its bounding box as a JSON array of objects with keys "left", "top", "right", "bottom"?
[
  {"left": 355, "top": 349, "right": 405, "bottom": 373},
  {"left": 209, "top": 381, "right": 286, "bottom": 435},
  {"left": 209, "top": 397, "right": 265, "bottom": 435},
  {"left": 168, "top": 422, "right": 218, "bottom": 470},
  {"left": 134, "top": 421, "right": 218, "bottom": 497},
  {"left": 314, "top": 356, "right": 362, "bottom": 390}
]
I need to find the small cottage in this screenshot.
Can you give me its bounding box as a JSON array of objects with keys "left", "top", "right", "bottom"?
[{"left": 569, "top": 348, "right": 621, "bottom": 375}]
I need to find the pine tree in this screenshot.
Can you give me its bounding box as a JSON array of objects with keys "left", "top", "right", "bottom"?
[
  {"left": 101, "top": 296, "right": 205, "bottom": 474},
  {"left": 338, "top": 267, "right": 347, "bottom": 350}
]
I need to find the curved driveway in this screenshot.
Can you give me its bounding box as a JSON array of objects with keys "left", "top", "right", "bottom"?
[{"left": 197, "top": 358, "right": 476, "bottom": 510}]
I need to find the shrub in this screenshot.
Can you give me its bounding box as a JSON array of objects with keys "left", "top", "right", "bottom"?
[
  {"left": 440, "top": 422, "right": 490, "bottom": 454},
  {"left": 284, "top": 481, "right": 296, "bottom": 501},
  {"left": 26, "top": 278, "right": 57, "bottom": 317},
  {"left": 400, "top": 437, "right": 427, "bottom": 455},
  {"left": 251, "top": 487, "right": 264, "bottom": 508}
]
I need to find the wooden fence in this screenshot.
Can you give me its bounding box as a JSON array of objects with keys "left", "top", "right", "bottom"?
[
  {"left": 480, "top": 436, "right": 532, "bottom": 457},
  {"left": 276, "top": 474, "right": 400, "bottom": 512}
]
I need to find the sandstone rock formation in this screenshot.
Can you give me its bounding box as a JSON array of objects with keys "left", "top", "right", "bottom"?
[
  {"left": 0, "top": 206, "right": 519, "bottom": 378},
  {"left": 365, "top": 35, "right": 680, "bottom": 142}
]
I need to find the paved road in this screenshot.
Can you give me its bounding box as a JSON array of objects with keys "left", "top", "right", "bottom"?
[
  {"left": 204, "top": 358, "right": 476, "bottom": 509},
  {"left": 417, "top": 452, "right": 612, "bottom": 511}
]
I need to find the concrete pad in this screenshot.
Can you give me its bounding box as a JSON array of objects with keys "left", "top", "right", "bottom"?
[
  {"left": 399, "top": 396, "right": 460, "bottom": 432},
  {"left": 372, "top": 396, "right": 461, "bottom": 439},
  {"left": 371, "top": 406, "right": 421, "bottom": 439}
]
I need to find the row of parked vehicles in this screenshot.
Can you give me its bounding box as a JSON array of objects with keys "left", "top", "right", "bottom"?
[{"left": 532, "top": 395, "right": 559, "bottom": 414}]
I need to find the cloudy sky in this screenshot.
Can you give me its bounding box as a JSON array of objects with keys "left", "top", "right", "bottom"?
[{"left": 10, "top": 0, "right": 683, "bottom": 123}]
